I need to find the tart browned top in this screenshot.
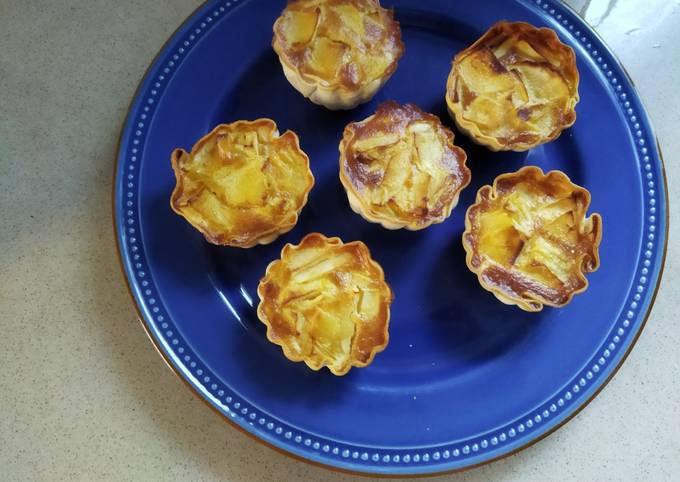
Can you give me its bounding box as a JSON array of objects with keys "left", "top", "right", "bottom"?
[
  {"left": 272, "top": 0, "right": 404, "bottom": 93},
  {"left": 446, "top": 21, "right": 579, "bottom": 151},
  {"left": 339, "top": 101, "right": 470, "bottom": 230},
  {"left": 463, "top": 166, "right": 602, "bottom": 311},
  {"left": 257, "top": 233, "right": 392, "bottom": 375},
  {"left": 170, "top": 120, "right": 314, "bottom": 248}
]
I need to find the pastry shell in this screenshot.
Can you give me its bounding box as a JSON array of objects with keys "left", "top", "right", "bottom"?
[
  {"left": 170, "top": 120, "right": 314, "bottom": 248},
  {"left": 446, "top": 21, "right": 579, "bottom": 152},
  {"left": 272, "top": 0, "right": 404, "bottom": 110},
  {"left": 339, "top": 101, "right": 470, "bottom": 230},
  {"left": 257, "top": 233, "right": 393, "bottom": 375},
  {"left": 462, "top": 166, "right": 602, "bottom": 312}
]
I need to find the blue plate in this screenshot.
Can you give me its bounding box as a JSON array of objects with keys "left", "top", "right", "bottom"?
[{"left": 114, "top": 0, "right": 668, "bottom": 475}]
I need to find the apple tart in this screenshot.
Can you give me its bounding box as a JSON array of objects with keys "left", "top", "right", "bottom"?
[
  {"left": 170, "top": 120, "right": 314, "bottom": 248},
  {"left": 339, "top": 101, "right": 471, "bottom": 230},
  {"left": 463, "top": 166, "right": 602, "bottom": 312},
  {"left": 446, "top": 21, "right": 579, "bottom": 151},
  {"left": 257, "top": 233, "right": 392, "bottom": 375},
  {"left": 272, "top": 0, "right": 404, "bottom": 110}
]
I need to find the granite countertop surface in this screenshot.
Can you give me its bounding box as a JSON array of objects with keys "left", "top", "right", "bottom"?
[{"left": 2, "top": 0, "right": 678, "bottom": 480}]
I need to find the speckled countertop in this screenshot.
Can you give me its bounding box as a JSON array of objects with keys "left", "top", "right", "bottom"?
[{"left": 1, "top": 0, "right": 678, "bottom": 480}]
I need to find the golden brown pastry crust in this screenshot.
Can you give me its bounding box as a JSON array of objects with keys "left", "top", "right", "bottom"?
[
  {"left": 339, "top": 101, "right": 470, "bottom": 230},
  {"left": 272, "top": 0, "right": 404, "bottom": 110},
  {"left": 257, "top": 233, "right": 392, "bottom": 375},
  {"left": 462, "top": 166, "right": 602, "bottom": 311},
  {"left": 446, "top": 21, "right": 579, "bottom": 151},
  {"left": 170, "top": 120, "right": 314, "bottom": 248}
]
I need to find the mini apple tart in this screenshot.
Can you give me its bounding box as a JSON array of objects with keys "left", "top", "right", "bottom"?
[
  {"left": 257, "top": 233, "right": 392, "bottom": 375},
  {"left": 339, "top": 101, "right": 471, "bottom": 230},
  {"left": 272, "top": 0, "right": 404, "bottom": 110},
  {"left": 463, "top": 166, "right": 602, "bottom": 312},
  {"left": 170, "top": 120, "right": 314, "bottom": 248},
  {"left": 446, "top": 21, "right": 579, "bottom": 151}
]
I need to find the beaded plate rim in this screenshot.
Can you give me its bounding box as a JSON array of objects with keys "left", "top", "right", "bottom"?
[{"left": 113, "top": 0, "right": 669, "bottom": 475}]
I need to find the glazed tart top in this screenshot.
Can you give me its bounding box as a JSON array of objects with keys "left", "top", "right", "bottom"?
[
  {"left": 447, "top": 21, "right": 579, "bottom": 151},
  {"left": 272, "top": 0, "right": 403, "bottom": 92},
  {"left": 463, "top": 166, "right": 602, "bottom": 311},
  {"left": 170, "top": 119, "right": 314, "bottom": 247},
  {"left": 340, "top": 101, "right": 470, "bottom": 229},
  {"left": 257, "top": 233, "right": 392, "bottom": 375}
]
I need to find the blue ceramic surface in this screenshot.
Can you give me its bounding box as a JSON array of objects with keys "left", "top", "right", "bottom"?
[{"left": 114, "top": 0, "right": 667, "bottom": 475}]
